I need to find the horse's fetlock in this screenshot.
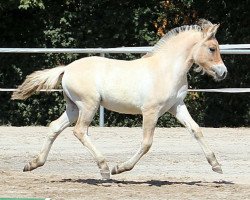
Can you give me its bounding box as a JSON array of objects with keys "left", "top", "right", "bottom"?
[
  {"left": 193, "top": 128, "right": 203, "bottom": 139},
  {"left": 34, "top": 157, "right": 45, "bottom": 167},
  {"left": 124, "top": 164, "right": 133, "bottom": 171},
  {"left": 207, "top": 153, "right": 216, "bottom": 164},
  {"left": 142, "top": 142, "right": 152, "bottom": 153},
  {"left": 209, "top": 152, "right": 216, "bottom": 159},
  {"left": 97, "top": 158, "right": 107, "bottom": 169},
  {"left": 37, "top": 161, "right": 45, "bottom": 167}
]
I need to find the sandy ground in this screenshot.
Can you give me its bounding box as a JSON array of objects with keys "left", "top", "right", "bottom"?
[{"left": 0, "top": 126, "right": 250, "bottom": 199}]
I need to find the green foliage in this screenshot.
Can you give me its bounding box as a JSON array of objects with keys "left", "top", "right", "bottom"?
[
  {"left": 0, "top": 0, "right": 249, "bottom": 127},
  {"left": 19, "top": 0, "right": 45, "bottom": 10}
]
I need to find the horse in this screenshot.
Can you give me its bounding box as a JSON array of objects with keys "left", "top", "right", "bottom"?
[{"left": 12, "top": 19, "right": 227, "bottom": 179}]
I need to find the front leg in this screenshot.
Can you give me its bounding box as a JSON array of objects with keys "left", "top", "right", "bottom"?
[{"left": 169, "top": 101, "right": 223, "bottom": 174}]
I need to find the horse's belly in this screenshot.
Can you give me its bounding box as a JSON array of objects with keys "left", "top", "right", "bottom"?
[
  {"left": 98, "top": 79, "right": 145, "bottom": 115},
  {"left": 101, "top": 99, "right": 142, "bottom": 115}
]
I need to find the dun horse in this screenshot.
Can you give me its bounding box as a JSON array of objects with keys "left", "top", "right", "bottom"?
[{"left": 12, "top": 19, "right": 227, "bottom": 179}]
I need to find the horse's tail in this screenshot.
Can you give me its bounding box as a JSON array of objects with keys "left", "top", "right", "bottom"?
[{"left": 11, "top": 66, "right": 66, "bottom": 100}]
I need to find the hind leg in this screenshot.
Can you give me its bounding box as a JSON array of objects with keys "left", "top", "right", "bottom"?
[
  {"left": 23, "top": 98, "right": 78, "bottom": 171},
  {"left": 73, "top": 101, "right": 110, "bottom": 179}
]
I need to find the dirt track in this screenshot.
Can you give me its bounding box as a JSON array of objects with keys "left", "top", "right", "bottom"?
[{"left": 0, "top": 126, "right": 250, "bottom": 199}]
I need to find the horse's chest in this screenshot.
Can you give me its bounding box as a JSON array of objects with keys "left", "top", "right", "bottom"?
[{"left": 159, "top": 84, "right": 188, "bottom": 114}]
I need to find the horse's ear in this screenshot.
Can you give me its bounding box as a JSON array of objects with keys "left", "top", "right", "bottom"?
[
  {"left": 211, "top": 23, "right": 220, "bottom": 36},
  {"left": 197, "top": 19, "right": 220, "bottom": 40},
  {"left": 197, "top": 19, "right": 214, "bottom": 36},
  {"left": 204, "top": 24, "right": 220, "bottom": 41}
]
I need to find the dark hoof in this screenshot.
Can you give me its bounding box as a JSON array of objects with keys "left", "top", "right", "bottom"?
[
  {"left": 23, "top": 163, "right": 31, "bottom": 172},
  {"left": 111, "top": 165, "right": 119, "bottom": 175}
]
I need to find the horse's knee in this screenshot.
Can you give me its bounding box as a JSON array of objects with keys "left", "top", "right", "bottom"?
[
  {"left": 73, "top": 126, "right": 88, "bottom": 142},
  {"left": 49, "top": 120, "right": 63, "bottom": 134},
  {"left": 73, "top": 127, "right": 82, "bottom": 140}
]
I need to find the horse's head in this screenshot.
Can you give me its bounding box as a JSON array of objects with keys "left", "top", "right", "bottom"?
[{"left": 192, "top": 19, "right": 227, "bottom": 81}]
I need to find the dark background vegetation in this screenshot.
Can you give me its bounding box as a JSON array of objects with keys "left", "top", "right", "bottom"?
[{"left": 0, "top": 0, "right": 249, "bottom": 127}]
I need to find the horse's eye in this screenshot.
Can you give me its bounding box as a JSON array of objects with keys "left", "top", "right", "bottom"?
[{"left": 209, "top": 47, "right": 216, "bottom": 52}]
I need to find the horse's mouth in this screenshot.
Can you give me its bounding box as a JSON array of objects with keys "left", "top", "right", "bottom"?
[{"left": 212, "top": 64, "right": 228, "bottom": 81}]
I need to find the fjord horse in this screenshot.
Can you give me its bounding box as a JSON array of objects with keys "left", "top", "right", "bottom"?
[{"left": 12, "top": 19, "right": 227, "bottom": 179}]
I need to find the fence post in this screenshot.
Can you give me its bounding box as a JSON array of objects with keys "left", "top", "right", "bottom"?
[{"left": 99, "top": 53, "right": 105, "bottom": 127}]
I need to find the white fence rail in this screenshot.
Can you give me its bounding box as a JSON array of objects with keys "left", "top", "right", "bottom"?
[
  {"left": 0, "top": 44, "right": 250, "bottom": 54},
  {"left": 0, "top": 44, "right": 249, "bottom": 126}
]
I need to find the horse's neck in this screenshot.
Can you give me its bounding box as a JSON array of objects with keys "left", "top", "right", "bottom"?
[{"left": 155, "top": 34, "right": 200, "bottom": 78}]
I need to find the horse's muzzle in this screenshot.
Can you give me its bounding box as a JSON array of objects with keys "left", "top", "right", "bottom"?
[{"left": 212, "top": 64, "right": 228, "bottom": 80}]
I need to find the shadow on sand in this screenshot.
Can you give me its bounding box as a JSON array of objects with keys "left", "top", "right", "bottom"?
[{"left": 55, "top": 178, "right": 234, "bottom": 187}]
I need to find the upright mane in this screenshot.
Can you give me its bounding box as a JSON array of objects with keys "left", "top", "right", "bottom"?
[{"left": 150, "top": 24, "right": 202, "bottom": 55}]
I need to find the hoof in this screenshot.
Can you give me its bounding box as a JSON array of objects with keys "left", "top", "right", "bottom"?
[
  {"left": 23, "top": 162, "right": 31, "bottom": 172},
  {"left": 212, "top": 165, "right": 223, "bottom": 174},
  {"left": 111, "top": 165, "right": 119, "bottom": 175},
  {"left": 100, "top": 169, "right": 110, "bottom": 180}
]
